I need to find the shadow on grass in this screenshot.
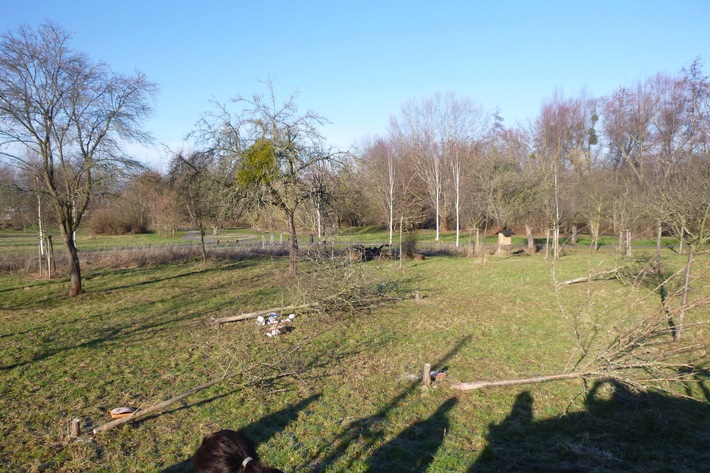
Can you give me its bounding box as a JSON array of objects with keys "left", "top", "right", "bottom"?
[
  {"left": 468, "top": 379, "right": 710, "bottom": 473},
  {"left": 0, "top": 286, "right": 232, "bottom": 371},
  {"left": 305, "top": 335, "right": 471, "bottom": 472},
  {"left": 159, "top": 394, "right": 322, "bottom": 473},
  {"left": 0, "top": 259, "right": 259, "bottom": 312},
  {"left": 365, "top": 397, "right": 457, "bottom": 472},
  {"left": 88, "top": 259, "right": 259, "bottom": 294},
  {"left": 678, "top": 365, "right": 710, "bottom": 402}
]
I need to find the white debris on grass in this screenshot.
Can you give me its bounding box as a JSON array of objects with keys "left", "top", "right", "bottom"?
[{"left": 257, "top": 312, "right": 296, "bottom": 336}]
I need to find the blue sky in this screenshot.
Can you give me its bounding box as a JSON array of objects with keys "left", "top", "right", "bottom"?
[{"left": 3, "top": 1, "right": 709, "bottom": 169}]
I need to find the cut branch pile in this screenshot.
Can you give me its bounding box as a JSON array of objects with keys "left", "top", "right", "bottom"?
[
  {"left": 91, "top": 253, "right": 400, "bottom": 434},
  {"left": 454, "top": 263, "right": 710, "bottom": 395},
  {"left": 211, "top": 303, "right": 315, "bottom": 325}
]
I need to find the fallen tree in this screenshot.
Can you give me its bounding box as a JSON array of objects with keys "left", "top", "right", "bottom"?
[
  {"left": 90, "top": 253, "right": 399, "bottom": 434},
  {"left": 211, "top": 303, "right": 315, "bottom": 325},
  {"left": 557, "top": 269, "right": 619, "bottom": 286},
  {"left": 454, "top": 261, "right": 710, "bottom": 396},
  {"left": 93, "top": 375, "right": 228, "bottom": 434}
]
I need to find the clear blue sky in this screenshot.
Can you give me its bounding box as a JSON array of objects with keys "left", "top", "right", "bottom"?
[{"left": 3, "top": 1, "right": 709, "bottom": 169}]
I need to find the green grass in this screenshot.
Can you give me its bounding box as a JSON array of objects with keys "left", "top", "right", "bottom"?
[
  {"left": 1, "top": 226, "right": 681, "bottom": 258},
  {"left": 0, "top": 248, "right": 708, "bottom": 472},
  {"left": 0, "top": 229, "right": 195, "bottom": 254}
]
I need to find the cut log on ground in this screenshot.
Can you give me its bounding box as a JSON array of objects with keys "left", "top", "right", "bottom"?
[
  {"left": 211, "top": 303, "right": 315, "bottom": 325},
  {"left": 451, "top": 371, "right": 587, "bottom": 391},
  {"left": 93, "top": 375, "right": 229, "bottom": 434},
  {"left": 558, "top": 269, "right": 619, "bottom": 286}
]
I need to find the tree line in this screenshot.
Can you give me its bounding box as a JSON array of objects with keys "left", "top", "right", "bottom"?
[{"left": 1, "top": 22, "right": 708, "bottom": 295}]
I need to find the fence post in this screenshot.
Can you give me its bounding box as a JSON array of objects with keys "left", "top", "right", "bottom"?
[
  {"left": 69, "top": 418, "right": 81, "bottom": 438},
  {"left": 625, "top": 230, "right": 631, "bottom": 257},
  {"left": 422, "top": 363, "right": 431, "bottom": 387}
]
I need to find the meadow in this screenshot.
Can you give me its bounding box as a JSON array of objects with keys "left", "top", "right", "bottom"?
[{"left": 0, "top": 232, "right": 708, "bottom": 472}]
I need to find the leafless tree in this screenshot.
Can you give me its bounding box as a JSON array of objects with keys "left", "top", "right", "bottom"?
[
  {"left": 0, "top": 22, "right": 157, "bottom": 295},
  {"left": 192, "top": 82, "right": 337, "bottom": 276},
  {"left": 359, "top": 137, "right": 400, "bottom": 244}
]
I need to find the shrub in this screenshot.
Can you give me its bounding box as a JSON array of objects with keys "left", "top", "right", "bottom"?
[
  {"left": 87, "top": 208, "right": 148, "bottom": 235},
  {"left": 402, "top": 230, "right": 418, "bottom": 258}
]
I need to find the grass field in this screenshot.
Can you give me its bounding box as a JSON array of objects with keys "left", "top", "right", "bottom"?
[
  {"left": 0, "top": 245, "right": 708, "bottom": 472},
  {"left": 1, "top": 226, "right": 681, "bottom": 256}
]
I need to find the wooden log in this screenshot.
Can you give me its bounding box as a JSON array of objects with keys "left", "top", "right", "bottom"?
[
  {"left": 422, "top": 364, "right": 431, "bottom": 387},
  {"left": 558, "top": 269, "right": 618, "bottom": 286},
  {"left": 211, "top": 303, "right": 314, "bottom": 325},
  {"left": 93, "top": 375, "right": 227, "bottom": 434},
  {"left": 452, "top": 371, "right": 584, "bottom": 391}
]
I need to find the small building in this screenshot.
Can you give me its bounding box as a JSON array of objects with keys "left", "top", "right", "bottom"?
[{"left": 497, "top": 228, "right": 514, "bottom": 247}]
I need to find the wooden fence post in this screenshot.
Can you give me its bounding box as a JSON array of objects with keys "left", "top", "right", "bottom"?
[
  {"left": 45, "top": 236, "right": 51, "bottom": 279},
  {"left": 422, "top": 364, "right": 431, "bottom": 387},
  {"left": 69, "top": 418, "right": 81, "bottom": 438},
  {"left": 625, "top": 230, "right": 631, "bottom": 257}
]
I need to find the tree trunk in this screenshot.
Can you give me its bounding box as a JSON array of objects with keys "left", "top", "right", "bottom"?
[
  {"left": 590, "top": 220, "right": 599, "bottom": 254},
  {"left": 655, "top": 222, "right": 662, "bottom": 274},
  {"left": 37, "top": 192, "right": 45, "bottom": 276},
  {"left": 571, "top": 224, "right": 577, "bottom": 245},
  {"left": 625, "top": 230, "right": 631, "bottom": 257},
  {"left": 674, "top": 245, "right": 694, "bottom": 342},
  {"left": 525, "top": 224, "right": 535, "bottom": 255},
  {"left": 474, "top": 227, "right": 481, "bottom": 257},
  {"left": 288, "top": 211, "right": 299, "bottom": 276},
  {"left": 64, "top": 234, "right": 83, "bottom": 296},
  {"left": 199, "top": 227, "right": 207, "bottom": 263},
  {"left": 399, "top": 215, "right": 404, "bottom": 270}
]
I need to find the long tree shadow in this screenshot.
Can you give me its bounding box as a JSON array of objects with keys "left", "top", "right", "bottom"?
[
  {"left": 0, "top": 284, "right": 235, "bottom": 371},
  {"left": 159, "top": 393, "right": 322, "bottom": 473},
  {"left": 365, "top": 397, "right": 457, "bottom": 472},
  {"left": 678, "top": 365, "right": 710, "bottom": 401},
  {"left": 89, "top": 259, "right": 258, "bottom": 294},
  {"left": 468, "top": 379, "right": 710, "bottom": 472},
  {"left": 305, "top": 335, "right": 471, "bottom": 472}
]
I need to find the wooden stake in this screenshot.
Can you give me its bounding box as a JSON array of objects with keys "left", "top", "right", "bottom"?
[
  {"left": 625, "top": 230, "right": 631, "bottom": 257},
  {"left": 46, "top": 235, "right": 54, "bottom": 279},
  {"left": 69, "top": 418, "right": 81, "bottom": 437},
  {"left": 422, "top": 363, "right": 431, "bottom": 387}
]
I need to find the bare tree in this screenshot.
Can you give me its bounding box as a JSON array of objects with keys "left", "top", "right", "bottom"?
[
  {"left": 533, "top": 91, "right": 600, "bottom": 259},
  {"left": 393, "top": 97, "right": 443, "bottom": 240},
  {"left": 192, "top": 82, "right": 336, "bottom": 276},
  {"left": 359, "top": 137, "right": 400, "bottom": 244},
  {"left": 392, "top": 93, "right": 487, "bottom": 243},
  {"left": 0, "top": 23, "right": 157, "bottom": 295},
  {"left": 169, "top": 150, "right": 226, "bottom": 262}
]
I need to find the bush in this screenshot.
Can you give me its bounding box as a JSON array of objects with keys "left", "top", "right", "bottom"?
[
  {"left": 402, "top": 230, "right": 418, "bottom": 258},
  {"left": 87, "top": 208, "right": 148, "bottom": 235}
]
